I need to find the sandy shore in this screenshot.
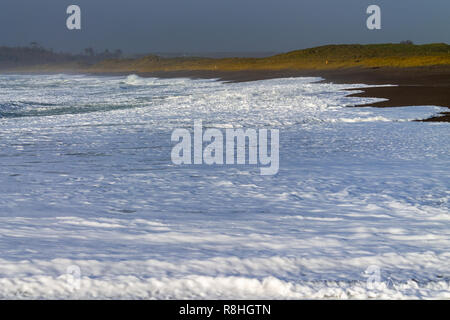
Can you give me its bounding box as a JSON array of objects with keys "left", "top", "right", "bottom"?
[
  {"left": 323, "top": 66, "right": 450, "bottom": 122},
  {"left": 133, "top": 66, "right": 450, "bottom": 122}
]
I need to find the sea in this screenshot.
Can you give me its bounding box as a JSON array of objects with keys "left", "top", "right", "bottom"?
[{"left": 0, "top": 74, "right": 449, "bottom": 298}]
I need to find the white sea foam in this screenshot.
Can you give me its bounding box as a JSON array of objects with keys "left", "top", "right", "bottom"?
[{"left": 0, "top": 74, "right": 448, "bottom": 299}]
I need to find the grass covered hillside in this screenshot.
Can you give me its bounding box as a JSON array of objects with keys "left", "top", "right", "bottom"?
[
  {"left": 89, "top": 43, "right": 450, "bottom": 73},
  {"left": 1, "top": 43, "right": 449, "bottom": 73}
]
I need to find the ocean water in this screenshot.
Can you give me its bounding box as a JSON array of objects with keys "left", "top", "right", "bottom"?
[{"left": 0, "top": 74, "right": 449, "bottom": 299}]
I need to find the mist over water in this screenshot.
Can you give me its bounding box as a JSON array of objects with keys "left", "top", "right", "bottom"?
[{"left": 0, "top": 74, "right": 449, "bottom": 298}]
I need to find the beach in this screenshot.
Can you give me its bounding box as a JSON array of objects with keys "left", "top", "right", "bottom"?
[{"left": 2, "top": 44, "right": 449, "bottom": 122}]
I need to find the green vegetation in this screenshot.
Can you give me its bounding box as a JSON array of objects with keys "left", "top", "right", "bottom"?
[
  {"left": 89, "top": 43, "right": 450, "bottom": 73},
  {"left": 2, "top": 43, "right": 449, "bottom": 73},
  {"left": 265, "top": 43, "right": 450, "bottom": 68},
  {"left": 0, "top": 43, "right": 122, "bottom": 70}
]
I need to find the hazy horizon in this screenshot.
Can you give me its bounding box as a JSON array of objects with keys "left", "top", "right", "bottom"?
[{"left": 0, "top": 0, "right": 449, "bottom": 55}]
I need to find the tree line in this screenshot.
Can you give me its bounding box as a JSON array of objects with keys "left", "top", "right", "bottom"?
[{"left": 0, "top": 42, "right": 123, "bottom": 69}]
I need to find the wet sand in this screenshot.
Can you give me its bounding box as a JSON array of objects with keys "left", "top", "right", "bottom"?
[{"left": 321, "top": 66, "right": 450, "bottom": 122}]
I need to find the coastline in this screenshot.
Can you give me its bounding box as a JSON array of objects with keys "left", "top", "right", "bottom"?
[
  {"left": 2, "top": 43, "right": 449, "bottom": 121},
  {"left": 2, "top": 65, "right": 449, "bottom": 122},
  {"left": 131, "top": 66, "right": 450, "bottom": 122}
]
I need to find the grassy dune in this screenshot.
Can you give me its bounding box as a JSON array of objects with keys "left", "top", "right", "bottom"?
[
  {"left": 3, "top": 43, "right": 449, "bottom": 74},
  {"left": 88, "top": 43, "right": 450, "bottom": 73}
]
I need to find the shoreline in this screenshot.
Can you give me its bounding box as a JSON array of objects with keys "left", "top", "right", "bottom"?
[
  {"left": 2, "top": 65, "right": 449, "bottom": 122},
  {"left": 134, "top": 66, "right": 450, "bottom": 122}
]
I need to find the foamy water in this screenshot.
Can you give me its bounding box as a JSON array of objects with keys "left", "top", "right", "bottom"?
[{"left": 0, "top": 74, "right": 449, "bottom": 299}]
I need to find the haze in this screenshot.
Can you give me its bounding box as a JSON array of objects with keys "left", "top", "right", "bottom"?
[{"left": 0, "top": 0, "right": 448, "bottom": 54}]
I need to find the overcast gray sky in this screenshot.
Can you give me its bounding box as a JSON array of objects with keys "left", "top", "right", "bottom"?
[{"left": 0, "top": 0, "right": 449, "bottom": 54}]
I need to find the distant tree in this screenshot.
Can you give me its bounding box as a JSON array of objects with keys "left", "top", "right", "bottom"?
[
  {"left": 400, "top": 40, "right": 414, "bottom": 45},
  {"left": 84, "top": 47, "right": 94, "bottom": 56},
  {"left": 114, "top": 49, "right": 123, "bottom": 58}
]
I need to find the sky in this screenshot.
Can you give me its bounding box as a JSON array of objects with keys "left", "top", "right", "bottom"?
[{"left": 0, "top": 0, "right": 449, "bottom": 54}]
